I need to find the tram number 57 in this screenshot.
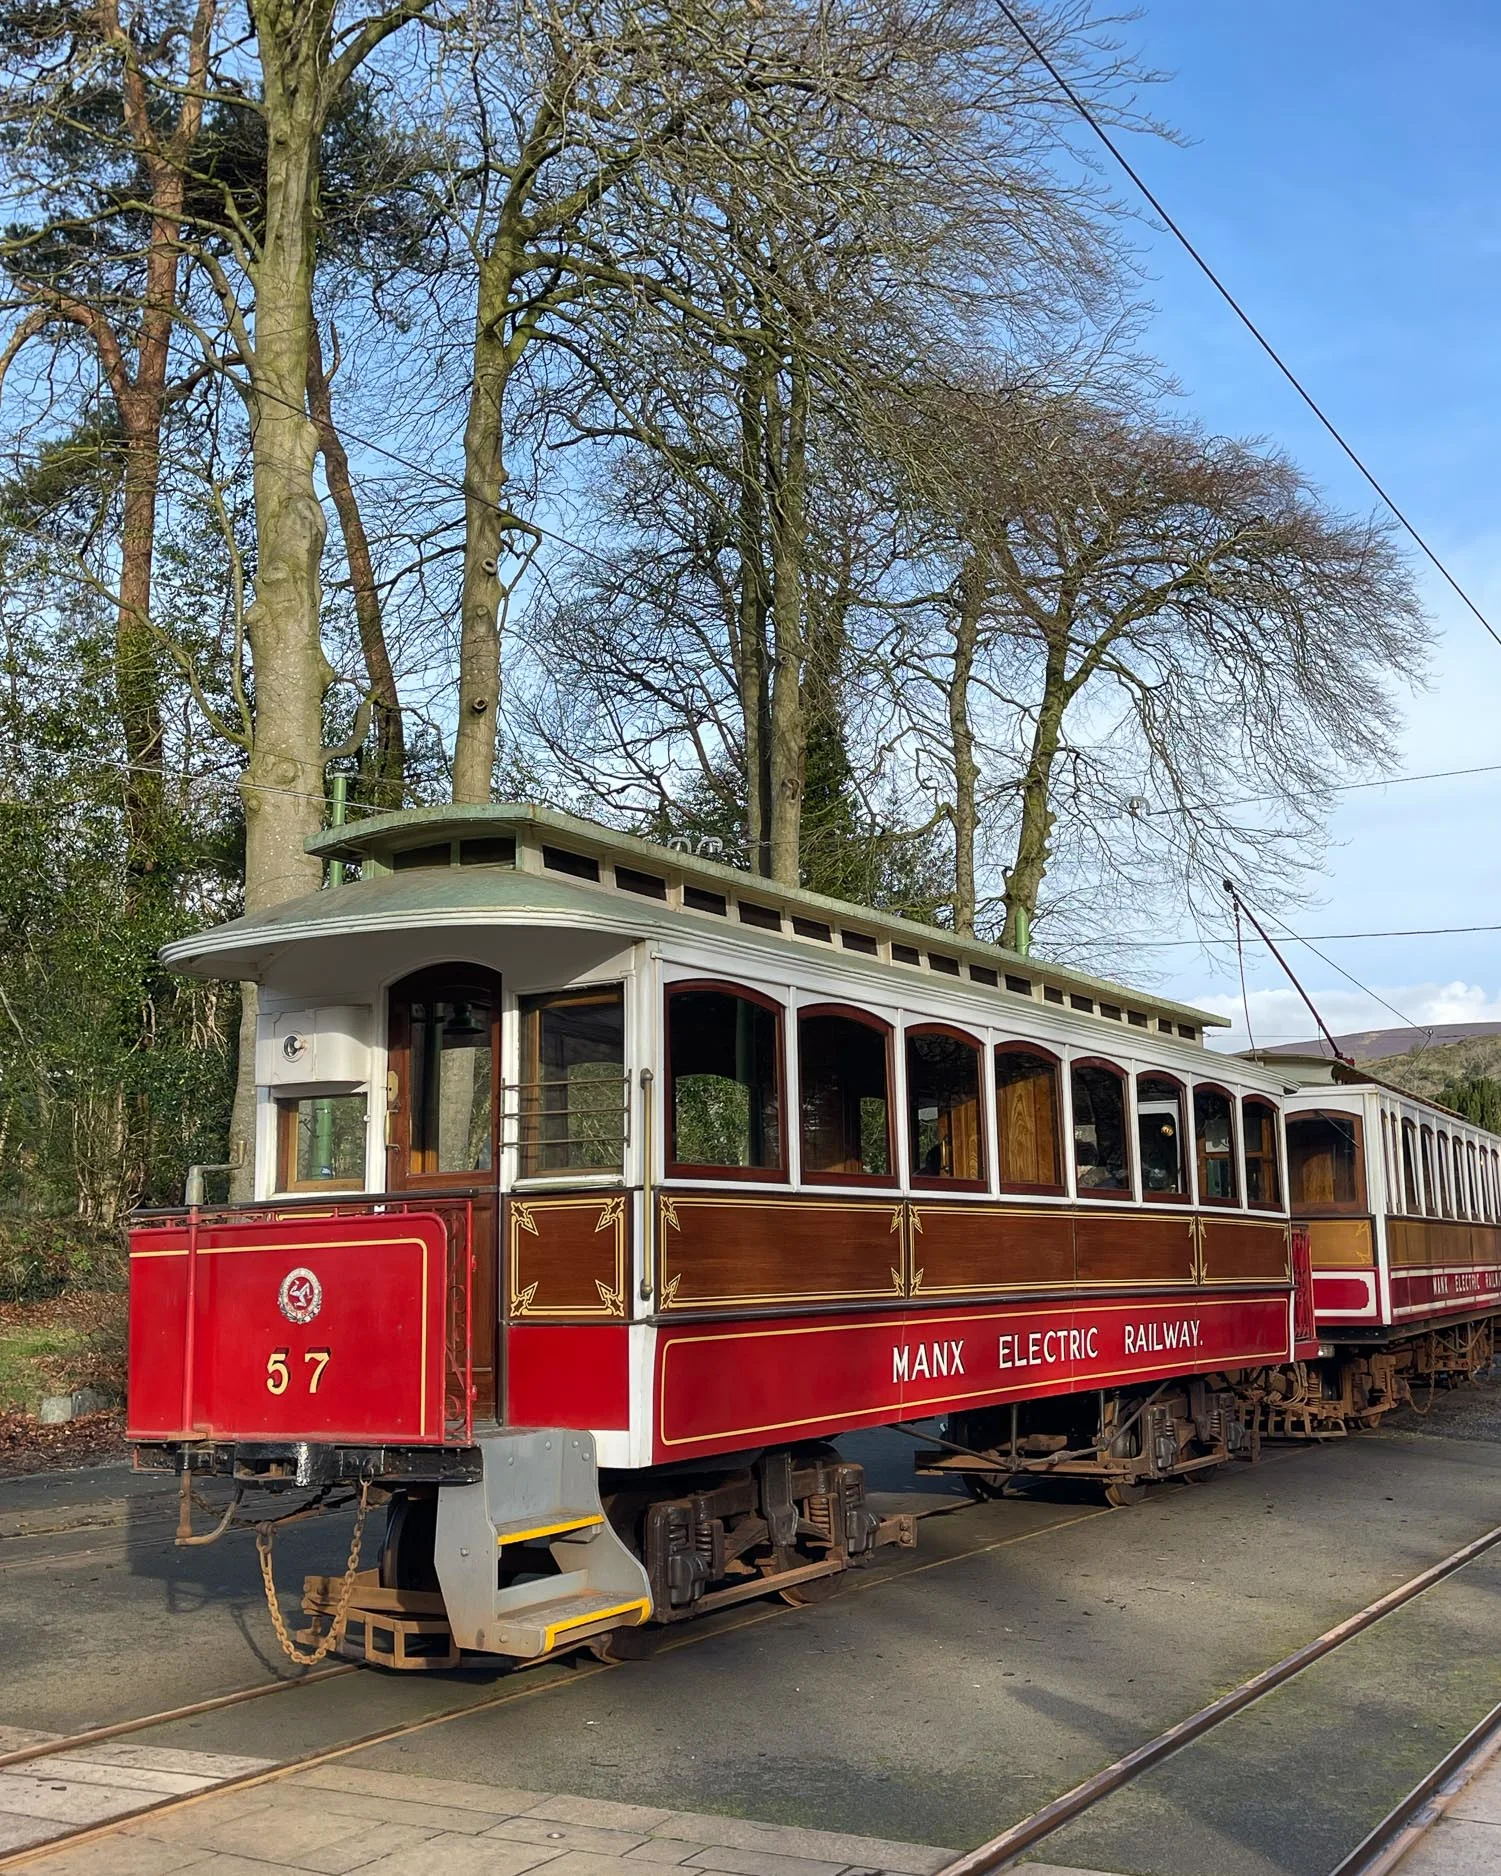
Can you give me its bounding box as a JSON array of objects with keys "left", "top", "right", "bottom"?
[{"left": 266, "top": 1348, "right": 331, "bottom": 1396}]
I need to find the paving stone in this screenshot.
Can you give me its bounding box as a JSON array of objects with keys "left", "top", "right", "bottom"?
[
  {"left": 0, "top": 1770, "right": 173, "bottom": 1828},
  {"left": 278, "top": 1784, "right": 514, "bottom": 1835},
  {"left": 348, "top": 1835, "right": 567, "bottom": 1876},
  {"left": 0, "top": 1812, "right": 69, "bottom": 1854},
  {"left": 290, "top": 1767, "right": 545, "bottom": 1816},
  {"left": 121, "top": 1792, "right": 284, "bottom": 1841},
  {"left": 525, "top": 1798, "right": 678, "bottom": 1833},
  {"left": 1374, "top": 1820, "right": 1501, "bottom": 1876},
  {"left": 518, "top": 1854, "right": 662, "bottom": 1876},
  {"left": 489, "top": 1817, "right": 651, "bottom": 1857},
  {"left": 85, "top": 1746, "right": 275, "bottom": 1781},
  {"left": 652, "top": 1817, "right": 951, "bottom": 1875},
  {"left": 685, "top": 1844, "right": 849, "bottom": 1876},
  {"left": 1452, "top": 1763, "right": 1501, "bottom": 1826},
  {"left": 13, "top": 1834, "right": 213, "bottom": 1875},
  {"left": 0, "top": 1728, "right": 63, "bottom": 1755},
  {"left": 624, "top": 1843, "right": 709, "bottom": 1866},
  {"left": 287, "top": 1822, "right": 446, "bottom": 1874},
  {"left": 18, "top": 1757, "right": 216, "bottom": 1797}
]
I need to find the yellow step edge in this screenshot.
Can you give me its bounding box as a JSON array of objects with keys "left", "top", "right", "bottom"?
[
  {"left": 495, "top": 1513, "right": 604, "bottom": 1548},
  {"left": 543, "top": 1597, "right": 651, "bottom": 1652}
]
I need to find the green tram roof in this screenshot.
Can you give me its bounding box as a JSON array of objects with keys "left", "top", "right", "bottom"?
[{"left": 163, "top": 801, "right": 1226, "bottom": 1036}]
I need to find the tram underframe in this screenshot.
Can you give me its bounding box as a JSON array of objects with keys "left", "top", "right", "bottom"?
[
  {"left": 1253, "top": 1317, "right": 1497, "bottom": 1439},
  {"left": 916, "top": 1377, "right": 1255, "bottom": 1506}
]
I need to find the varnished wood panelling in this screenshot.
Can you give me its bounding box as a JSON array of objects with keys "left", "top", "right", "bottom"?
[
  {"left": 1388, "top": 1217, "right": 1501, "bottom": 1270},
  {"left": 910, "top": 1204, "right": 1073, "bottom": 1296},
  {"left": 657, "top": 1193, "right": 903, "bottom": 1310},
  {"left": 1201, "top": 1215, "right": 1289, "bottom": 1282},
  {"left": 1074, "top": 1210, "right": 1194, "bottom": 1285},
  {"left": 508, "top": 1192, "right": 628, "bottom": 1319},
  {"left": 1305, "top": 1218, "right": 1375, "bottom": 1270}
]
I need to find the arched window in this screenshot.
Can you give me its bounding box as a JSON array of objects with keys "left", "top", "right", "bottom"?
[
  {"left": 907, "top": 1026, "right": 985, "bottom": 1187},
  {"left": 1195, "top": 1085, "right": 1239, "bottom": 1205},
  {"left": 1071, "top": 1060, "right": 1131, "bottom": 1196},
  {"left": 1401, "top": 1117, "right": 1420, "bottom": 1213},
  {"left": 995, "top": 1044, "right": 1063, "bottom": 1192},
  {"left": 1421, "top": 1127, "right": 1437, "bottom": 1215},
  {"left": 1243, "top": 1098, "right": 1282, "bottom": 1210},
  {"left": 1380, "top": 1113, "right": 1395, "bottom": 1212},
  {"left": 798, "top": 1007, "right": 893, "bottom": 1183},
  {"left": 667, "top": 983, "right": 784, "bottom": 1176},
  {"left": 1436, "top": 1133, "right": 1454, "bottom": 1217},
  {"left": 1452, "top": 1135, "right": 1469, "bottom": 1219},
  {"left": 1136, "top": 1074, "right": 1187, "bottom": 1200},
  {"left": 1288, "top": 1112, "right": 1365, "bottom": 1215}
]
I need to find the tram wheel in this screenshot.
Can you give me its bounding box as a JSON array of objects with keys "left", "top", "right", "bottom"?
[
  {"left": 588, "top": 1622, "right": 662, "bottom": 1663},
  {"left": 1104, "top": 1479, "right": 1147, "bottom": 1507},
  {"left": 780, "top": 1567, "right": 845, "bottom": 1606},
  {"left": 1182, "top": 1462, "right": 1224, "bottom": 1485}
]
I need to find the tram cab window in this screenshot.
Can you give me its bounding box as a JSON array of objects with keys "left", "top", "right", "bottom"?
[
  {"left": 1401, "top": 1119, "right": 1420, "bottom": 1213},
  {"left": 517, "top": 986, "right": 625, "bottom": 1176},
  {"left": 1436, "top": 1133, "right": 1454, "bottom": 1217},
  {"left": 1072, "top": 1061, "right": 1131, "bottom": 1195},
  {"left": 408, "top": 990, "right": 496, "bottom": 1173},
  {"left": 276, "top": 1094, "right": 367, "bottom": 1191},
  {"left": 1136, "top": 1074, "right": 1187, "bottom": 1199},
  {"left": 1243, "top": 1098, "right": 1282, "bottom": 1209},
  {"left": 907, "top": 1028, "right": 985, "bottom": 1186},
  {"left": 1287, "top": 1113, "right": 1363, "bottom": 1215},
  {"left": 667, "top": 986, "right": 783, "bottom": 1174},
  {"left": 799, "top": 1009, "right": 893, "bottom": 1181},
  {"left": 1421, "top": 1128, "right": 1437, "bottom": 1215},
  {"left": 1194, "top": 1086, "right": 1238, "bottom": 1205},
  {"left": 996, "top": 1045, "right": 1064, "bottom": 1192}
]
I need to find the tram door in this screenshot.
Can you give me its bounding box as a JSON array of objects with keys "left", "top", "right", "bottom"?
[{"left": 386, "top": 966, "right": 502, "bottom": 1423}]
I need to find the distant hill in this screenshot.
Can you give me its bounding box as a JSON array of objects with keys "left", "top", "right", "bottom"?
[{"left": 1264, "top": 1022, "right": 1501, "bottom": 1105}]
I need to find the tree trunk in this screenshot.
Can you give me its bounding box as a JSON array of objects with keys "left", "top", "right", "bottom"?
[
  {"left": 766, "top": 353, "right": 809, "bottom": 886},
  {"left": 734, "top": 355, "right": 772, "bottom": 873},
  {"left": 948, "top": 558, "right": 984, "bottom": 937},
  {"left": 1001, "top": 629, "right": 1069, "bottom": 950},
  {"left": 307, "top": 324, "right": 405, "bottom": 808},
  {"left": 452, "top": 246, "right": 517, "bottom": 804}
]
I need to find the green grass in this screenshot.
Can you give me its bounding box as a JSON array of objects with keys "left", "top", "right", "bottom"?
[{"left": 0, "top": 1326, "right": 86, "bottom": 1410}]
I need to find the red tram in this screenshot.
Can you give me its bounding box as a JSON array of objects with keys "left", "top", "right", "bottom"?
[{"left": 130, "top": 803, "right": 1315, "bottom": 1665}]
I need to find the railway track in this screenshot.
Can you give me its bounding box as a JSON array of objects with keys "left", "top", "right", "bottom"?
[{"left": 4, "top": 1474, "right": 1496, "bottom": 1876}]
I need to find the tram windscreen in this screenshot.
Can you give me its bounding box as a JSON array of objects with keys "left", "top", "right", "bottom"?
[
  {"left": 1287, "top": 1113, "right": 1362, "bottom": 1213},
  {"left": 668, "top": 989, "right": 783, "bottom": 1170}
]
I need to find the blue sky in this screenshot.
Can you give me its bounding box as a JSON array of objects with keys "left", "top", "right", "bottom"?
[{"left": 1098, "top": 0, "right": 1501, "bottom": 1046}]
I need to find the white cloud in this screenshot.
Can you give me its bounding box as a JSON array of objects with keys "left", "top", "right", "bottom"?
[{"left": 1198, "top": 981, "right": 1501, "bottom": 1052}]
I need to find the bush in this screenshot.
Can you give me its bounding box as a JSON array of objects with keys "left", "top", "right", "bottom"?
[{"left": 0, "top": 1220, "right": 127, "bottom": 1304}]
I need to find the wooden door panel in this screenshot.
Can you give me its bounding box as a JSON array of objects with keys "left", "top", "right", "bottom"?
[
  {"left": 1200, "top": 1216, "right": 1290, "bottom": 1282},
  {"left": 910, "top": 1203, "right": 1073, "bottom": 1295},
  {"left": 1074, "top": 1210, "right": 1194, "bottom": 1284}
]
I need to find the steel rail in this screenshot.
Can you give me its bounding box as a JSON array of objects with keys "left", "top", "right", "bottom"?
[
  {"left": 1329, "top": 1693, "right": 1501, "bottom": 1876},
  {"left": 935, "top": 1518, "right": 1501, "bottom": 1876}
]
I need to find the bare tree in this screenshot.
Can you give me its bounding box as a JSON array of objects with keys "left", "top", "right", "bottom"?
[{"left": 893, "top": 387, "right": 1430, "bottom": 951}]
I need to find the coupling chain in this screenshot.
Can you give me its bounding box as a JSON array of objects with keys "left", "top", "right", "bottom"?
[{"left": 256, "top": 1480, "right": 370, "bottom": 1667}]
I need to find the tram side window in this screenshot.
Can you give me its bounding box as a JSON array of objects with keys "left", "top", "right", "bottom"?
[
  {"left": 1437, "top": 1133, "right": 1454, "bottom": 1217},
  {"left": 1287, "top": 1114, "right": 1362, "bottom": 1215},
  {"left": 996, "top": 1046, "right": 1063, "bottom": 1191},
  {"left": 276, "top": 1094, "right": 366, "bottom": 1191},
  {"left": 1468, "top": 1141, "right": 1481, "bottom": 1219},
  {"left": 668, "top": 987, "right": 783, "bottom": 1173},
  {"left": 799, "top": 1011, "right": 892, "bottom": 1180},
  {"left": 517, "top": 987, "right": 625, "bottom": 1176},
  {"left": 1451, "top": 1136, "right": 1468, "bottom": 1219},
  {"left": 907, "top": 1028, "right": 985, "bottom": 1185},
  {"left": 1243, "top": 1098, "right": 1282, "bottom": 1209},
  {"left": 1421, "top": 1128, "right": 1437, "bottom": 1216},
  {"left": 1136, "top": 1074, "right": 1187, "bottom": 1198},
  {"left": 1072, "top": 1061, "right": 1131, "bottom": 1195},
  {"left": 1380, "top": 1114, "right": 1395, "bottom": 1212},
  {"left": 1194, "top": 1086, "right": 1239, "bottom": 1204},
  {"left": 1401, "top": 1118, "right": 1420, "bottom": 1213}
]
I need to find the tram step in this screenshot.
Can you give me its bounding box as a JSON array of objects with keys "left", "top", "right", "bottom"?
[
  {"left": 487, "top": 1587, "right": 651, "bottom": 1659},
  {"left": 434, "top": 1426, "right": 654, "bottom": 1658}
]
